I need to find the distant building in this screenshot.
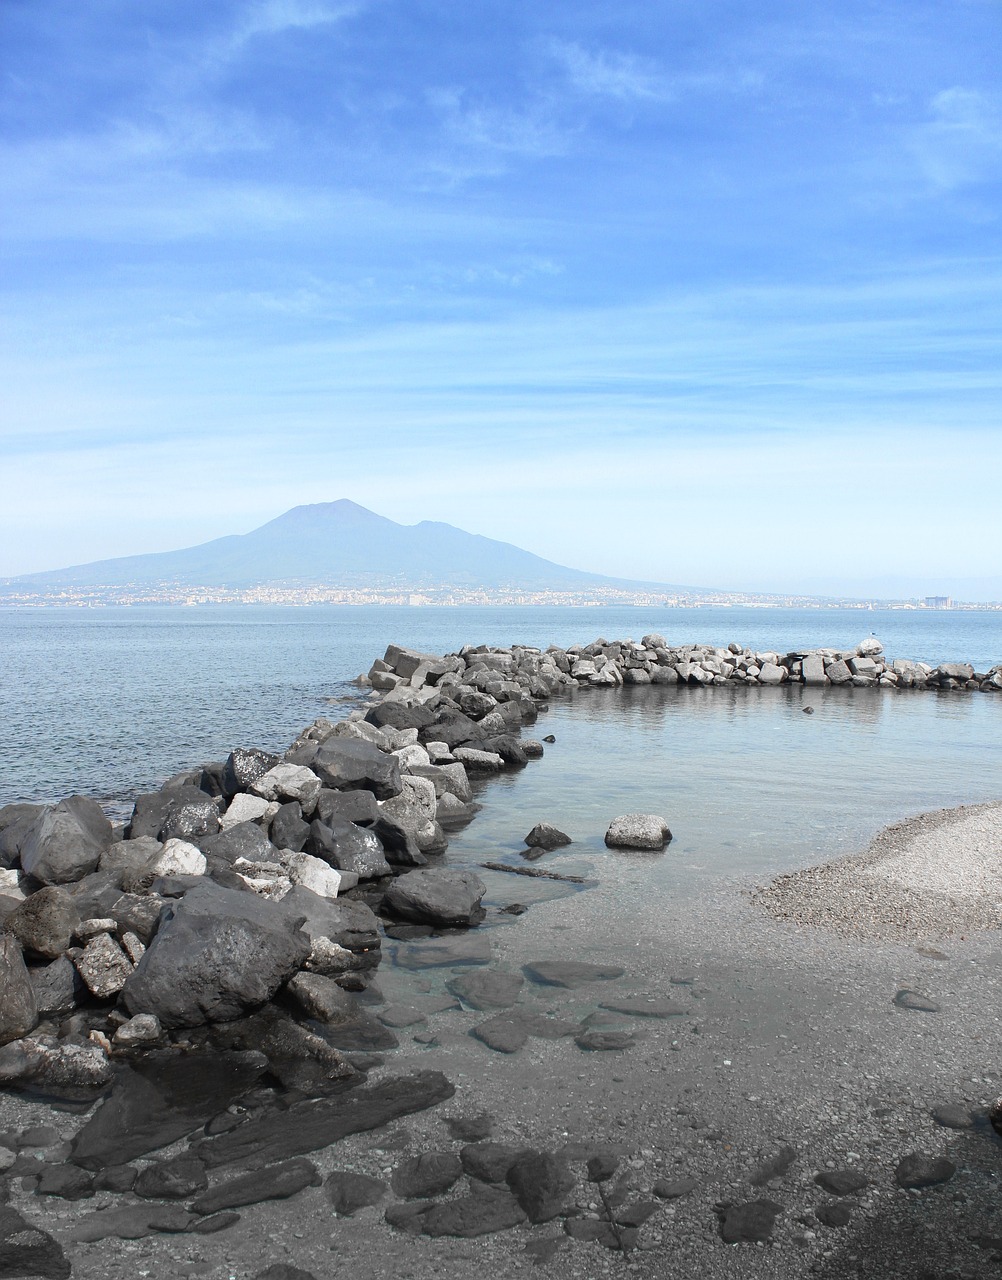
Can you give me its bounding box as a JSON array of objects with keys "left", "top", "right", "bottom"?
[{"left": 924, "top": 596, "right": 952, "bottom": 609}]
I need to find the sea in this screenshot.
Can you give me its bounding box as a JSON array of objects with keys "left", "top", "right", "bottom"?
[{"left": 2, "top": 604, "right": 1001, "bottom": 900}]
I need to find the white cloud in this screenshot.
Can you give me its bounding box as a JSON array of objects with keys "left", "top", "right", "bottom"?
[
  {"left": 912, "top": 87, "right": 1002, "bottom": 189},
  {"left": 551, "top": 41, "right": 668, "bottom": 103}
]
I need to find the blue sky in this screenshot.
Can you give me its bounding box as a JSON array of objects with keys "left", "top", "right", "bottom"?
[{"left": 2, "top": 0, "right": 1001, "bottom": 597}]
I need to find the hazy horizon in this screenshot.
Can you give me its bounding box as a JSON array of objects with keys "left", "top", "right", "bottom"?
[{"left": 3, "top": 3, "right": 1000, "bottom": 598}]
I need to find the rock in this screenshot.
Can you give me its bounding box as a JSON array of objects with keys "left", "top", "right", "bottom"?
[
  {"left": 67, "top": 1202, "right": 194, "bottom": 1241},
  {"left": 825, "top": 659, "right": 852, "bottom": 685},
  {"left": 75, "top": 916, "right": 117, "bottom": 941},
  {"left": 802, "top": 654, "right": 827, "bottom": 685},
  {"left": 894, "top": 989, "right": 940, "bottom": 1012},
  {"left": 325, "top": 1170, "right": 386, "bottom": 1215},
  {"left": 195, "top": 1071, "right": 455, "bottom": 1169},
  {"left": 586, "top": 1153, "right": 619, "bottom": 1182},
  {"left": 313, "top": 739, "right": 402, "bottom": 800},
  {"left": 250, "top": 764, "right": 322, "bottom": 812},
  {"left": 391, "top": 1151, "right": 463, "bottom": 1199},
  {"left": 719, "top": 1199, "right": 782, "bottom": 1243},
  {"left": 110, "top": 893, "right": 165, "bottom": 945},
  {"left": 269, "top": 803, "right": 310, "bottom": 852},
  {"left": 190, "top": 1157, "right": 320, "bottom": 1215},
  {"left": 813, "top": 1169, "right": 868, "bottom": 1195},
  {"left": 0, "top": 1204, "right": 71, "bottom": 1276},
  {"left": 599, "top": 997, "right": 686, "bottom": 1018},
  {"left": 894, "top": 1153, "right": 956, "bottom": 1188},
  {"left": 147, "top": 838, "right": 207, "bottom": 879},
  {"left": 253, "top": 1267, "right": 317, "bottom": 1280},
  {"left": 93, "top": 1165, "right": 138, "bottom": 1193},
  {"left": 122, "top": 881, "right": 310, "bottom": 1028},
  {"left": 30, "top": 956, "right": 84, "bottom": 1018},
  {"left": 35, "top": 1163, "right": 95, "bottom": 1200},
  {"left": 159, "top": 793, "right": 221, "bottom": 843},
  {"left": 421, "top": 1184, "right": 527, "bottom": 1237},
  {"left": 383, "top": 868, "right": 486, "bottom": 928},
  {"left": 394, "top": 932, "right": 491, "bottom": 968},
  {"left": 384, "top": 1200, "right": 433, "bottom": 1234},
  {"left": 306, "top": 820, "right": 391, "bottom": 880},
  {"left": 575, "top": 1030, "right": 635, "bottom": 1051},
  {"left": 653, "top": 1176, "right": 698, "bottom": 1199},
  {"left": 757, "top": 662, "right": 788, "bottom": 685},
  {"left": 604, "top": 814, "right": 672, "bottom": 850},
  {"left": 284, "top": 972, "right": 358, "bottom": 1024},
  {"left": 461, "top": 1143, "right": 529, "bottom": 1183},
  {"left": 134, "top": 1155, "right": 208, "bottom": 1200},
  {"left": 222, "top": 748, "right": 280, "bottom": 798},
  {"left": 19, "top": 799, "right": 112, "bottom": 886},
  {"left": 523, "top": 960, "right": 625, "bottom": 988},
  {"left": 444, "top": 1113, "right": 493, "bottom": 1142},
  {"left": 2, "top": 887, "right": 79, "bottom": 958},
  {"left": 0, "top": 936, "right": 37, "bottom": 1046},
  {"left": 220, "top": 792, "right": 273, "bottom": 829},
  {"left": 198, "top": 823, "right": 276, "bottom": 869},
  {"left": 932, "top": 1104, "right": 974, "bottom": 1130},
  {"left": 448, "top": 970, "right": 523, "bottom": 1010},
  {"left": 74, "top": 933, "right": 133, "bottom": 999},
  {"left": 112, "top": 1014, "right": 163, "bottom": 1050},
  {"left": 750, "top": 1146, "right": 798, "bottom": 1185},
  {"left": 280, "top": 852, "right": 342, "bottom": 899},
  {"left": 816, "top": 1201, "right": 852, "bottom": 1228},
  {"left": 0, "top": 1037, "right": 112, "bottom": 1097},
  {"left": 524, "top": 823, "right": 571, "bottom": 850},
  {"left": 193, "top": 1212, "right": 240, "bottom": 1233},
  {"left": 856, "top": 636, "right": 884, "bottom": 657},
  {"left": 564, "top": 1217, "right": 638, "bottom": 1250},
  {"left": 314, "top": 789, "right": 380, "bottom": 828},
  {"left": 506, "top": 1151, "right": 575, "bottom": 1223},
  {"left": 281, "top": 886, "right": 380, "bottom": 977}
]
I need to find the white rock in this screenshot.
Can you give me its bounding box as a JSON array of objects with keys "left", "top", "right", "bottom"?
[
  {"left": 74, "top": 934, "right": 133, "bottom": 999},
  {"left": 0, "top": 868, "right": 25, "bottom": 901},
  {"left": 75, "top": 917, "right": 118, "bottom": 942},
  {"left": 401, "top": 775, "right": 437, "bottom": 819},
  {"left": 113, "top": 1013, "right": 162, "bottom": 1048},
  {"left": 220, "top": 792, "right": 271, "bottom": 829},
  {"left": 232, "top": 857, "right": 292, "bottom": 900},
  {"left": 148, "top": 838, "right": 207, "bottom": 879},
  {"left": 393, "top": 744, "right": 432, "bottom": 772},
  {"left": 250, "top": 763, "right": 322, "bottom": 811},
  {"left": 604, "top": 814, "right": 672, "bottom": 851},
  {"left": 280, "top": 852, "right": 342, "bottom": 899},
  {"left": 856, "top": 636, "right": 884, "bottom": 657},
  {"left": 757, "top": 662, "right": 788, "bottom": 685},
  {"left": 425, "top": 741, "right": 453, "bottom": 764}
]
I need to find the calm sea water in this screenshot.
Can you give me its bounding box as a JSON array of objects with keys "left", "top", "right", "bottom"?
[{"left": 2, "top": 604, "right": 1000, "bottom": 888}]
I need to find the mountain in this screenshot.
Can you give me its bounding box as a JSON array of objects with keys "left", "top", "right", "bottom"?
[{"left": 5, "top": 500, "right": 689, "bottom": 594}]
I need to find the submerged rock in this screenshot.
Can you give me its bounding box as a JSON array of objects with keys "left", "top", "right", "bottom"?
[{"left": 604, "top": 814, "right": 672, "bottom": 850}]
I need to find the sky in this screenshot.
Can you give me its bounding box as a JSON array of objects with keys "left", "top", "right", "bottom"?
[{"left": 2, "top": 0, "right": 1001, "bottom": 599}]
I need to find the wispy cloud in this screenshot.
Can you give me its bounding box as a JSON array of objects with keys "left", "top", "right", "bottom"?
[
  {"left": 911, "top": 87, "right": 1002, "bottom": 189},
  {"left": 550, "top": 41, "right": 668, "bottom": 102}
]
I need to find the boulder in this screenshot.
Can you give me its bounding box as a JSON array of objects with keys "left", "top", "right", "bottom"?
[
  {"left": 269, "top": 803, "right": 310, "bottom": 852},
  {"left": 604, "top": 814, "right": 672, "bottom": 850},
  {"left": 0, "top": 803, "right": 45, "bottom": 869},
  {"left": 222, "top": 748, "right": 280, "bottom": 798},
  {"left": 801, "top": 654, "right": 827, "bottom": 686},
  {"left": 284, "top": 972, "right": 358, "bottom": 1024},
  {"left": 383, "top": 869, "right": 486, "bottom": 928},
  {"left": 448, "top": 970, "right": 523, "bottom": 1010},
  {"left": 146, "top": 838, "right": 207, "bottom": 879},
  {"left": 198, "top": 822, "right": 275, "bottom": 866},
  {"left": 313, "top": 740, "right": 402, "bottom": 800},
  {"left": 306, "top": 820, "right": 391, "bottom": 880},
  {"left": 0, "top": 935, "right": 37, "bottom": 1046},
  {"left": 282, "top": 886, "right": 381, "bottom": 978},
  {"left": 0, "top": 1036, "right": 112, "bottom": 1095},
  {"left": 19, "top": 799, "right": 113, "bottom": 886},
  {"left": 220, "top": 793, "right": 272, "bottom": 829},
  {"left": 30, "top": 956, "right": 85, "bottom": 1017},
  {"left": 280, "top": 853, "right": 341, "bottom": 899},
  {"left": 326, "top": 1170, "right": 387, "bottom": 1216},
  {"left": 391, "top": 1151, "right": 463, "bottom": 1199},
  {"left": 856, "top": 636, "right": 884, "bottom": 657},
  {"left": 121, "top": 882, "right": 310, "bottom": 1028},
  {"left": 74, "top": 933, "right": 134, "bottom": 999},
  {"left": 0, "top": 1205, "right": 70, "bottom": 1278},
  {"left": 2, "top": 886, "right": 79, "bottom": 958},
  {"left": 524, "top": 823, "right": 571, "bottom": 850},
  {"left": 250, "top": 764, "right": 322, "bottom": 812},
  {"left": 158, "top": 792, "right": 220, "bottom": 843},
  {"left": 314, "top": 789, "right": 380, "bottom": 828},
  {"left": 506, "top": 1151, "right": 575, "bottom": 1223},
  {"left": 825, "top": 659, "right": 852, "bottom": 685}
]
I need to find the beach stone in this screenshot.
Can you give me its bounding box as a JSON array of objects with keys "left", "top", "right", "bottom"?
[
  {"left": 269, "top": 803, "right": 310, "bottom": 852},
  {"left": 461, "top": 1143, "right": 530, "bottom": 1184},
  {"left": 825, "top": 659, "right": 852, "bottom": 684},
  {"left": 110, "top": 893, "right": 166, "bottom": 945},
  {"left": 932, "top": 1104, "right": 974, "bottom": 1129},
  {"left": 0, "top": 936, "right": 37, "bottom": 1046},
  {"left": 575, "top": 1030, "right": 635, "bottom": 1051},
  {"left": 383, "top": 868, "right": 486, "bottom": 928},
  {"left": 67, "top": 1202, "right": 194, "bottom": 1241},
  {"left": 894, "top": 1153, "right": 956, "bottom": 1188},
  {"left": 313, "top": 739, "right": 402, "bottom": 800},
  {"left": 122, "top": 881, "right": 310, "bottom": 1028},
  {"left": 719, "top": 1199, "right": 782, "bottom": 1243},
  {"left": 816, "top": 1201, "right": 852, "bottom": 1228},
  {"left": 391, "top": 1151, "right": 462, "bottom": 1199},
  {"left": 604, "top": 814, "right": 672, "bottom": 850},
  {"left": 524, "top": 823, "right": 571, "bottom": 850},
  {"left": 35, "top": 1163, "right": 95, "bottom": 1200},
  {"left": 159, "top": 792, "right": 221, "bottom": 843},
  {"left": 314, "top": 789, "right": 380, "bottom": 828},
  {"left": 750, "top": 1146, "right": 798, "bottom": 1185},
  {"left": 30, "top": 956, "right": 84, "bottom": 1018},
  {"left": 564, "top": 1218, "right": 638, "bottom": 1250},
  {"left": 195, "top": 1071, "right": 454, "bottom": 1169},
  {"left": 191, "top": 1158, "right": 320, "bottom": 1215},
  {"left": 199, "top": 823, "right": 274, "bottom": 866},
  {"left": 384, "top": 1200, "right": 433, "bottom": 1234},
  {"left": 74, "top": 933, "right": 133, "bottom": 999},
  {"left": 284, "top": 972, "right": 358, "bottom": 1024},
  {"left": 0, "top": 1037, "right": 112, "bottom": 1096},
  {"left": 75, "top": 916, "right": 118, "bottom": 941},
  {"left": 524, "top": 960, "right": 625, "bottom": 988},
  {"left": 421, "top": 1184, "right": 527, "bottom": 1238},
  {"left": 653, "top": 1176, "right": 698, "bottom": 1199},
  {"left": 814, "top": 1169, "right": 868, "bottom": 1195},
  {"left": 894, "top": 988, "right": 940, "bottom": 1012},
  {"left": 599, "top": 997, "right": 686, "bottom": 1018},
  {"left": 280, "top": 852, "right": 341, "bottom": 899},
  {"left": 19, "top": 799, "right": 112, "bottom": 886},
  {"left": 134, "top": 1155, "right": 208, "bottom": 1200},
  {"left": 378, "top": 1004, "right": 426, "bottom": 1028},
  {"left": 2, "top": 887, "right": 79, "bottom": 959},
  {"left": 193, "top": 1212, "right": 240, "bottom": 1233},
  {"left": 506, "top": 1151, "right": 575, "bottom": 1223},
  {"left": 448, "top": 970, "right": 523, "bottom": 1010},
  {"left": 282, "top": 886, "right": 380, "bottom": 976},
  {"left": 326, "top": 1170, "right": 386, "bottom": 1215},
  {"left": 93, "top": 1165, "right": 138, "bottom": 1193},
  {"left": 0, "top": 1204, "right": 71, "bottom": 1276}
]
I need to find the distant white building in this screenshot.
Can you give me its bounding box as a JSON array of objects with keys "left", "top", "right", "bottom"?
[{"left": 924, "top": 596, "right": 952, "bottom": 609}]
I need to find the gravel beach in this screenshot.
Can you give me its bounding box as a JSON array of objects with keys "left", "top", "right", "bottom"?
[{"left": 4, "top": 796, "right": 1002, "bottom": 1280}]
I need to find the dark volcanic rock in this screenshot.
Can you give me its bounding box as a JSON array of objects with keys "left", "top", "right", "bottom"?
[
  {"left": 575, "top": 1030, "right": 635, "bottom": 1051},
  {"left": 750, "top": 1146, "right": 798, "bottom": 1186},
  {"left": 313, "top": 739, "right": 402, "bottom": 800},
  {"left": 523, "top": 960, "right": 625, "bottom": 988},
  {"left": 366, "top": 702, "right": 436, "bottom": 732},
  {"left": 281, "top": 885, "right": 381, "bottom": 976},
  {"left": 326, "top": 1170, "right": 387, "bottom": 1215},
  {"left": 473, "top": 1011, "right": 577, "bottom": 1054},
  {"left": 19, "top": 799, "right": 112, "bottom": 886},
  {"left": 0, "top": 803, "right": 44, "bottom": 868},
  {"left": 0, "top": 1204, "right": 71, "bottom": 1277},
  {"left": 284, "top": 972, "right": 359, "bottom": 1024},
  {"left": 391, "top": 1151, "right": 463, "bottom": 1199},
  {"left": 134, "top": 1156, "right": 208, "bottom": 1200},
  {"left": 0, "top": 935, "right": 37, "bottom": 1047},
  {"left": 3, "top": 887, "right": 79, "bottom": 958},
  {"left": 222, "top": 748, "right": 280, "bottom": 799},
  {"left": 461, "top": 1143, "right": 530, "bottom": 1184},
  {"left": 269, "top": 803, "right": 310, "bottom": 853},
  {"left": 894, "top": 1153, "right": 956, "bottom": 1188},
  {"left": 564, "top": 1218, "right": 638, "bottom": 1251},
  {"left": 195, "top": 1071, "right": 455, "bottom": 1169},
  {"left": 383, "top": 868, "right": 486, "bottom": 928},
  {"left": 30, "top": 956, "right": 85, "bottom": 1018},
  {"left": 191, "top": 1158, "right": 320, "bottom": 1215},
  {"left": 931, "top": 1104, "right": 974, "bottom": 1130},
  {"left": 448, "top": 970, "right": 523, "bottom": 1010},
  {"left": 421, "top": 1184, "right": 527, "bottom": 1238},
  {"left": 506, "top": 1150, "right": 575, "bottom": 1223},
  {"left": 70, "top": 1050, "right": 267, "bottom": 1170},
  {"left": 67, "top": 1203, "right": 194, "bottom": 1241},
  {"left": 306, "top": 820, "right": 391, "bottom": 880},
  {"left": 599, "top": 997, "right": 685, "bottom": 1019},
  {"left": 524, "top": 823, "right": 571, "bottom": 850},
  {"left": 35, "top": 1164, "right": 95, "bottom": 1200},
  {"left": 816, "top": 1201, "right": 852, "bottom": 1228},
  {"left": 199, "top": 823, "right": 274, "bottom": 865},
  {"left": 122, "top": 881, "right": 310, "bottom": 1028},
  {"left": 893, "top": 989, "right": 940, "bottom": 1013},
  {"left": 127, "top": 787, "right": 219, "bottom": 843},
  {"left": 719, "top": 1199, "right": 782, "bottom": 1243},
  {"left": 109, "top": 892, "right": 165, "bottom": 945},
  {"left": 314, "top": 789, "right": 380, "bottom": 828},
  {"left": 814, "top": 1169, "right": 868, "bottom": 1196},
  {"left": 444, "top": 1113, "right": 493, "bottom": 1142}
]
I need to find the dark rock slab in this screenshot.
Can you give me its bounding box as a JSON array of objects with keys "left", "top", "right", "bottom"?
[
  {"left": 313, "top": 739, "right": 402, "bottom": 800},
  {"left": 314, "top": 789, "right": 380, "bottom": 828},
  {"left": 575, "top": 1030, "right": 635, "bottom": 1052},
  {"left": 0, "top": 1204, "right": 71, "bottom": 1277},
  {"left": 195, "top": 1070, "right": 455, "bottom": 1169},
  {"left": 506, "top": 1150, "right": 575, "bottom": 1223},
  {"left": 813, "top": 1169, "right": 868, "bottom": 1196},
  {"left": 394, "top": 934, "right": 491, "bottom": 969},
  {"left": 524, "top": 960, "right": 625, "bottom": 988},
  {"left": 448, "top": 970, "right": 523, "bottom": 1011},
  {"left": 524, "top": 823, "right": 571, "bottom": 850},
  {"left": 390, "top": 1151, "right": 462, "bottom": 1199},
  {"left": 750, "top": 1146, "right": 798, "bottom": 1186},
  {"left": 28, "top": 957, "right": 84, "bottom": 1019},
  {"left": 599, "top": 997, "right": 686, "bottom": 1018},
  {"left": 318, "top": 1009, "right": 399, "bottom": 1052},
  {"left": 483, "top": 862, "right": 588, "bottom": 884},
  {"left": 894, "top": 989, "right": 940, "bottom": 1013},
  {"left": 284, "top": 972, "right": 359, "bottom": 1025},
  {"left": 269, "top": 803, "right": 310, "bottom": 853},
  {"left": 134, "top": 1155, "right": 208, "bottom": 1200},
  {"left": 122, "top": 881, "right": 310, "bottom": 1028},
  {"left": 378, "top": 1005, "right": 426, "bottom": 1029},
  {"left": 199, "top": 823, "right": 275, "bottom": 866},
  {"left": 3, "top": 887, "right": 79, "bottom": 959},
  {"left": 192, "top": 1211, "right": 240, "bottom": 1234},
  {"left": 35, "top": 1164, "right": 95, "bottom": 1200},
  {"left": 20, "top": 798, "right": 112, "bottom": 886},
  {"left": 222, "top": 748, "right": 279, "bottom": 799},
  {"left": 191, "top": 1157, "right": 320, "bottom": 1215},
  {"left": 615, "top": 1200, "right": 659, "bottom": 1227},
  {"left": 653, "top": 1176, "right": 697, "bottom": 1199},
  {"left": 384, "top": 1200, "right": 433, "bottom": 1234},
  {"left": 71, "top": 1050, "right": 267, "bottom": 1170},
  {"left": 894, "top": 1153, "right": 956, "bottom": 1188},
  {"left": 68, "top": 1203, "right": 194, "bottom": 1241},
  {"left": 421, "top": 1184, "right": 526, "bottom": 1238},
  {"left": 0, "top": 936, "right": 38, "bottom": 1047},
  {"left": 932, "top": 1104, "right": 974, "bottom": 1130},
  {"left": 816, "top": 1202, "right": 852, "bottom": 1228},
  {"left": 306, "top": 820, "right": 391, "bottom": 880},
  {"left": 93, "top": 1165, "right": 137, "bottom": 1194},
  {"left": 461, "top": 1142, "right": 531, "bottom": 1184},
  {"left": 473, "top": 1010, "right": 577, "bottom": 1054},
  {"left": 326, "top": 1170, "right": 386, "bottom": 1215},
  {"left": 719, "top": 1199, "right": 782, "bottom": 1243}
]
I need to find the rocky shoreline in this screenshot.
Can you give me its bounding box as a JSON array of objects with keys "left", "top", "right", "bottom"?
[{"left": 1, "top": 634, "right": 1001, "bottom": 1279}]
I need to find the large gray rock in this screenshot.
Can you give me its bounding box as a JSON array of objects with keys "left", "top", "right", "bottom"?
[
  {"left": 604, "top": 814, "right": 672, "bottom": 850},
  {"left": 313, "top": 740, "right": 402, "bottom": 800},
  {"left": 222, "top": 748, "right": 280, "bottom": 798},
  {"left": 801, "top": 655, "right": 827, "bottom": 686},
  {"left": 20, "top": 799, "right": 113, "bottom": 886},
  {"left": 505, "top": 1151, "right": 575, "bottom": 1223},
  {"left": 306, "top": 820, "right": 391, "bottom": 880},
  {"left": 30, "top": 955, "right": 85, "bottom": 1017},
  {"left": 0, "top": 935, "right": 37, "bottom": 1046},
  {"left": 121, "top": 882, "right": 310, "bottom": 1028},
  {"left": 126, "top": 786, "right": 218, "bottom": 842},
  {"left": 0, "top": 1205, "right": 70, "bottom": 1278},
  {"left": 0, "top": 803, "right": 44, "bottom": 869},
  {"left": 383, "top": 868, "right": 486, "bottom": 928},
  {"left": 314, "top": 789, "right": 380, "bottom": 828},
  {"left": 2, "top": 885, "right": 79, "bottom": 957},
  {"left": 199, "top": 822, "right": 275, "bottom": 865},
  {"left": 282, "top": 886, "right": 381, "bottom": 978}
]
